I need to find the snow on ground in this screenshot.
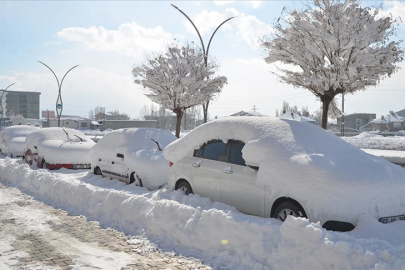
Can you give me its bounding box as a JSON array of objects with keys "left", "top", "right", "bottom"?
[
  {"left": 0, "top": 183, "right": 135, "bottom": 269},
  {"left": 342, "top": 132, "right": 405, "bottom": 151},
  {"left": 1, "top": 157, "right": 405, "bottom": 269},
  {"left": 342, "top": 132, "right": 405, "bottom": 164}
]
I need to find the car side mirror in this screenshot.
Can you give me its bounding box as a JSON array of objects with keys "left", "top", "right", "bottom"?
[{"left": 116, "top": 153, "right": 124, "bottom": 159}]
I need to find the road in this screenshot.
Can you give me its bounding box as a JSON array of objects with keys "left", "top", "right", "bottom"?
[{"left": 0, "top": 183, "right": 210, "bottom": 270}]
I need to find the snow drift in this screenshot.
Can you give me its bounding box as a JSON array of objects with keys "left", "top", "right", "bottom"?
[{"left": 1, "top": 157, "right": 405, "bottom": 269}]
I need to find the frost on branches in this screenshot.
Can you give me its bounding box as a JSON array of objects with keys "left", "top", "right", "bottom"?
[
  {"left": 10, "top": 112, "right": 25, "bottom": 126},
  {"left": 133, "top": 43, "right": 227, "bottom": 137},
  {"left": 261, "top": 0, "right": 404, "bottom": 129}
]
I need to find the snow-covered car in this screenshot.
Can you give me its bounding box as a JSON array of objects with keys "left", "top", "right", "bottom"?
[
  {"left": 164, "top": 117, "right": 405, "bottom": 231},
  {"left": 24, "top": 127, "right": 95, "bottom": 170},
  {"left": 90, "top": 128, "right": 176, "bottom": 190},
  {"left": 0, "top": 126, "right": 40, "bottom": 157}
]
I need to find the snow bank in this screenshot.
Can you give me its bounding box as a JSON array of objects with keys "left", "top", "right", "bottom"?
[
  {"left": 2, "top": 158, "right": 405, "bottom": 269},
  {"left": 343, "top": 133, "right": 405, "bottom": 151},
  {"left": 0, "top": 126, "right": 40, "bottom": 156},
  {"left": 164, "top": 117, "right": 405, "bottom": 225},
  {"left": 90, "top": 128, "right": 176, "bottom": 189},
  {"left": 25, "top": 128, "right": 95, "bottom": 164}
]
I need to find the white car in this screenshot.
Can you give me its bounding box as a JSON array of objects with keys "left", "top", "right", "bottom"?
[
  {"left": 90, "top": 128, "right": 176, "bottom": 190},
  {"left": 0, "top": 126, "right": 40, "bottom": 157},
  {"left": 164, "top": 117, "right": 405, "bottom": 232},
  {"left": 24, "top": 127, "right": 95, "bottom": 170}
]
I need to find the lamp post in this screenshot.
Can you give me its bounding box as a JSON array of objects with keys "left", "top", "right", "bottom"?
[
  {"left": 171, "top": 4, "right": 234, "bottom": 123},
  {"left": 38, "top": 61, "right": 79, "bottom": 127},
  {"left": 0, "top": 83, "right": 16, "bottom": 130}
]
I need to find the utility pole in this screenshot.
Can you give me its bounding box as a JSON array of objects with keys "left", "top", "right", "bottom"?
[
  {"left": 38, "top": 61, "right": 79, "bottom": 127},
  {"left": 0, "top": 83, "right": 16, "bottom": 130},
  {"left": 252, "top": 105, "right": 257, "bottom": 112},
  {"left": 171, "top": 4, "right": 235, "bottom": 123},
  {"left": 341, "top": 93, "right": 345, "bottom": 137}
]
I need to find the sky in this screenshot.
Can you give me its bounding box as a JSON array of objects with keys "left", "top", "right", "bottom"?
[{"left": 1, "top": 0, "right": 405, "bottom": 120}]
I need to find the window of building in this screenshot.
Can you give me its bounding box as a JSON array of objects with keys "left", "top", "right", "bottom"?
[
  {"left": 394, "top": 122, "right": 401, "bottom": 129},
  {"left": 81, "top": 122, "right": 88, "bottom": 128}
]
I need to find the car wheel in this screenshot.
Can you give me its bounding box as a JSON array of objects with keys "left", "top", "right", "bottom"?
[
  {"left": 41, "top": 159, "right": 48, "bottom": 169},
  {"left": 273, "top": 201, "right": 307, "bottom": 222},
  {"left": 176, "top": 181, "right": 193, "bottom": 195},
  {"left": 130, "top": 172, "right": 143, "bottom": 187},
  {"left": 94, "top": 166, "right": 102, "bottom": 176}
]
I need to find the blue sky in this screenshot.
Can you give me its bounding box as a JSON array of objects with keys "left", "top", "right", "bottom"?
[{"left": 1, "top": 0, "right": 405, "bottom": 120}]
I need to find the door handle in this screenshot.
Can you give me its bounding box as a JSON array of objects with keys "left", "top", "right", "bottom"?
[
  {"left": 222, "top": 168, "right": 233, "bottom": 174},
  {"left": 192, "top": 162, "right": 200, "bottom": 168}
]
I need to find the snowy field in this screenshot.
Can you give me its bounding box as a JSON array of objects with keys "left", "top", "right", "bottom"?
[
  {"left": 1, "top": 157, "right": 405, "bottom": 269},
  {"left": 343, "top": 133, "right": 405, "bottom": 165}
]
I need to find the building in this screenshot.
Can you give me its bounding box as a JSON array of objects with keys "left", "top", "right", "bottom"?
[
  {"left": 49, "top": 115, "right": 91, "bottom": 130},
  {"left": 368, "top": 111, "right": 405, "bottom": 132},
  {"left": 99, "top": 120, "right": 157, "bottom": 131},
  {"left": 2, "top": 90, "right": 41, "bottom": 119},
  {"left": 230, "top": 110, "right": 268, "bottom": 117},
  {"left": 279, "top": 111, "right": 316, "bottom": 123},
  {"left": 337, "top": 113, "right": 376, "bottom": 131}
]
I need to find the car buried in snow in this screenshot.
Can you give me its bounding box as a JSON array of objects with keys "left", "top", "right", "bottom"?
[
  {"left": 90, "top": 128, "right": 176, "bottom": 190},
  {"left": 164, "top": 117, "right": 405, "bottom": 232},
  {"left": 0, "top": 125, "right": 40, "bottom": 157},
  {"left": 24, "top": 127, "right": 95, "bottom": 170}
]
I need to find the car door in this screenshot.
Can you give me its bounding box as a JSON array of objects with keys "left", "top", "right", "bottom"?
[
  {"left": 189, "top": 140, "right": 226, "bottom": 202},
  {"left": 220, "top": 140, "right": 265, "bottom": 217},
  {"left": 110, "top": 153, "right": 130, "bottom": 183}
]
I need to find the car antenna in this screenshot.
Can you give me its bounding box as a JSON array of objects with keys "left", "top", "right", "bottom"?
[{"left": 151, "top": 138, "right": 162, "bottom": 151}]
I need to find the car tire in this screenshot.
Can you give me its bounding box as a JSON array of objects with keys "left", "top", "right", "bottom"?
[
  {"left": 273, "top": 201, "right": 307, "bottom": 222},
  {"left": 176, "top": 181, "right": 193, "bottom": 195},
  {"left": 41, "top": 159, "right": 47, "bottom": 169},
  {"left": 130, "top": 172, "right": 143, "bottom": 187},
  {"left": 94, "top": 167, "right": 102, "bottom": 176}
]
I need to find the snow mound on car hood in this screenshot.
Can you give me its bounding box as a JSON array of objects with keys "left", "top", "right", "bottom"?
[
  {"left": 90, "top": 128, "right": 176, "bottom": 189},
  {"left": 164, "top": 117, "right": 405, "bottom": 222}
]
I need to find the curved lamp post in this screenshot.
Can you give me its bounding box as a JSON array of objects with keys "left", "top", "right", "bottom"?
[
  {"left": 38, "top": 61, "right": 80, "bottom": 127},
  {"left": 171, "top": 4, "right": 235, "bottom": 123},
  {"left": 0, "top": 83, "right": 16, "bottom": 129}
]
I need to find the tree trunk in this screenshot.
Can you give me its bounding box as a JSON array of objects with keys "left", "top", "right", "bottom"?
[
  {"left": 202, "top": 100, "right": 210, "bottom": 123},
  {"left": 321, "top": 97, "right": 331, "bottom": 130},
  {"left": 175, "top": 110, "right": 184, "bottom": 138}
]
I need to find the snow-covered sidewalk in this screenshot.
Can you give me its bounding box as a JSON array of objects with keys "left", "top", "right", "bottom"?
[
  {"left": 2, "top": 157, "right": 405, "bottom": 269},
  {"left": 362, "top": 149, "right": 405, "bottom": 165}
]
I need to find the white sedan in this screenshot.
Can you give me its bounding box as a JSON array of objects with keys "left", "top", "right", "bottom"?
[
  {"left": 164, "top": 117, "right": 405, "bottom": 232},
  {"left": 0, "top": 125, "right": 40, "bottom": 157},
  {"left": 90, "top": 128, "right": 176, "bottom": 190}
]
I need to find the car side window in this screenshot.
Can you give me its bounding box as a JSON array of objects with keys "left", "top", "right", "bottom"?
[
  {"left": 228, "top": 140, "right": 246, "bottom": 166},
  {"left": 194, "top": 140, "right": 227, "bottom": 162}
]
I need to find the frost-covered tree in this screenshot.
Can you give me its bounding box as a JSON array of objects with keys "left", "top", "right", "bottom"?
[
  {"left": 133, "top": 43, "right": 227, "bottom": 137},
  {"left": 10, "top": 112, "right": 24, "bottom": 125},
  {"left": 261, "top": 0, "right": 404, "bottom": 129}
]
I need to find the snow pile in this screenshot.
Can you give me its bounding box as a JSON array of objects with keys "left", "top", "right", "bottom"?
[
  {"left": 0, "top": 126, "right": 40, "bottom": 156},
  {"left": 25, "top": 128, "right": 95, "bottom": 164},
  {"left": 164, "top": 117, "right": 405, "bottom": 225},
  {"left": 2, "top": 158, "right": 405, "bottom": 269},
  {"left": 90, "top": 128, "right": 176, "bottom": 189},
  {"left": 343, "top": 133, "right": 405, "bottom": 151}
]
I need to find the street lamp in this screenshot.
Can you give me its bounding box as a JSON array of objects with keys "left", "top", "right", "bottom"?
[
  {"left": 171, "top": 4, "right": 235, "bottom": 123},
  {"left": 0, "top": 83, "right": 16, "bottom": 130},
  {"left": 38, "top": 61, "right": 80, "bottom": 127}
]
